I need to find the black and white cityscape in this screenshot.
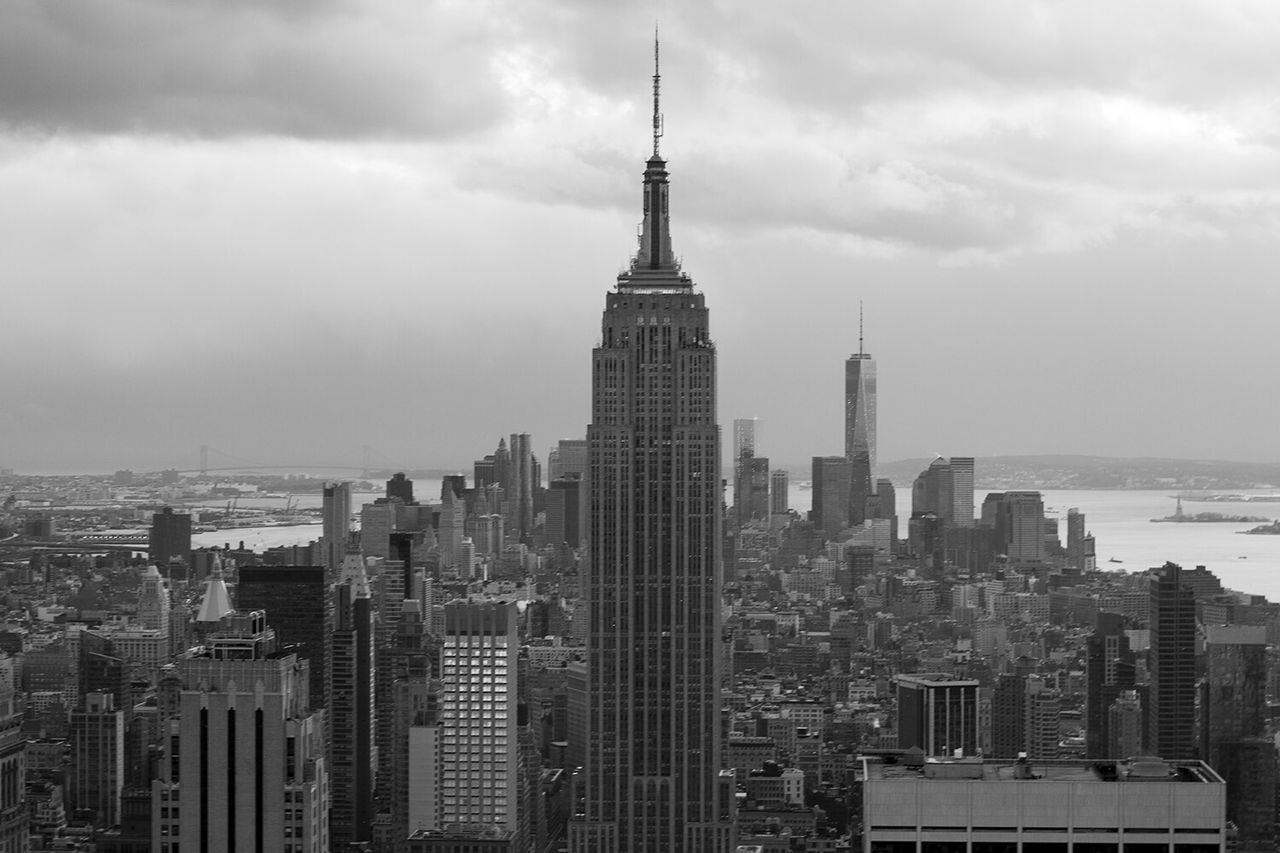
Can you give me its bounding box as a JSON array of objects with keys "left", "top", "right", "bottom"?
[{"left": 3, "top": 5, "right": 1280, "bottom": 853}]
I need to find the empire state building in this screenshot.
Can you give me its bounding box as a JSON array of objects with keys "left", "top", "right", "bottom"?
[{"left": 569, "top": 42, "right": 736, "bottom": 853}]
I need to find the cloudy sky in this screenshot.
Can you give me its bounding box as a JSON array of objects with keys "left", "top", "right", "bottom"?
[{"left": 3, "top": 0, "right": 1278, "bottom": 475}]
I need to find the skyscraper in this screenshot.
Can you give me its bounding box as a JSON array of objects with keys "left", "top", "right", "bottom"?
[
  {"left": 1084, "top": 612, "right": 1135, "bottom": 758},
  {"left": 149, "top": 506, "right": 192, "bottom": 570},
  {"left": 154, "top": 610, "right": 328, "bottom": 853},
  {"left": 329, "top": 554, "right": 376, "bottom": 847},
  {"left": 69, "top": 692, "right": 124, "bottom": 826},
  {"left": 322, "top": 482, "right": 352, "bottom": 581},
  {"left": 235, "top": 565, "right": 328, "bottom": 712},
  {"left": 732, "top": 418, "right": 758, "bottom": 462},
  {"left": 1198, "top": 624, "right": 1271, "bottom": 845},
  {"left": 572, "top": 41, "right": 734, "bottom": 853},
  {"left": 770, "top": 469, "right": 789, "bottom": 515},
  {"left": 895, "top": 673, "right": 980, "bottom": 757},
  {"left": 811, "top": 455, "right": 853, "bottom": 540},
  {"left": 949, "top": 457, "right": 975, "bottom": 528},
  {"left": 1148, "top": 562, "right": 1197, "bottom": 759},
  {"left": 844, "top": 309, "right": 876, "bottom": 474}
]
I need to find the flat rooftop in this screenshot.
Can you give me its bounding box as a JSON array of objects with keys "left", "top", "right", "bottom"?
[{"left": 864, "top": 757, "right": 1223, "bottom": 784}]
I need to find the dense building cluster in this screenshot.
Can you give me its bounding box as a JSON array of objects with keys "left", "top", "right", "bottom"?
[{"left": 0, "top": 50, "right": 1261, "bottom": 853}]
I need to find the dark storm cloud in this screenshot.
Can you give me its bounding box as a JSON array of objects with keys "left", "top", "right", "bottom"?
[{"left": 0, "top": 0, "right": 508, "bottom": 138}]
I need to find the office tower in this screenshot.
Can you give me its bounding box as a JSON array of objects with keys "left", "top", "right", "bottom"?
[
  {"left": 572, "top": 46, "right": 734, "bottom": 853},
  {"left": 1066, "top": 508, "right": 1086, "bottom": 573},
  {"left": 361, "top": 498, "right": 400, "bottom": 560},
  {"left": 387, "top": 471, "right": 415, "bottom": 503},
  {"left": 69, "top": 692, "right": 124, "bottom": 826},
  {"left": 0, "top": 686, "right": 25, "bottom": 849},
  {"left": 895, "top": 674, "right": 980, "bottom": 757},
  {"left": 912, "top": 458, "right": 953, "bottom": 522},
  {"left": 981, "top": 491, "right": 1046, "bottom": 562},
  {"left": 861, "top": 756, "right": 1226, "bottom": 853},
  {"left": 875, "top": 479, "right": 897, "bottom": 544},
  {"left": 733, "top": 418, "right": 758, "bottom": 462},
  {"left": 990, "top": 673, "right": 1026, "bottom": 758},
  {"left": 1199, "top": 625, "right": 1271, "bottom": 846},
  {"left": 149, "top": 506, "right": 191, "bottom": 570},
  {"left": 811, "top": 456, "right": 853, "bottom": 540},
  {"left": 770, "top": 470, "right": 789, "bottom": 514},
  {"left": 847, "top": 449, "right": 872, "bottom": 526},
  {"left": 1148, "top": 562, "right": 1197, "bottom": 759},
  {"left": 844, "top": 312, "right": 877, "bottom": 474},
  {"left": 432, "top": 601, "right": 523, "bottom": 846},
  {"left": 388, "top": 600, "right": 436, "bottom": 850},
  {"left": 734, "top": 457, "right": 770, "bottom": 525},
  {"left": 1108, "top": 690, "right": 1143, "bottom": 758},
  {"left": 136, "top": 564, "right": 170, "bottom": 634},
  {"left": 437, "top": 486, "right": 466, "bottom": 570},
  {"left": 1023, "top": 675, "right": 1061, "bottom": 760},
  {"left": 509, "top": 433, "right": 534, "bottom": 541},
  {"left": 1084, "top": 612, "right": 1135, "bottom": 758},
  {"left": 235, "top": 565, "right": 328, "bottom": 712},
  {"left": 549, "top": 439, "right": 589, "bottom": 481},
  {"left": 329, "top": 554, "right": 376, "bottom": 847},
  {"left": 546, "top": 476, "right": 582, "bottom": 548},
  {"left": 948, "top": 457, "right": 974, "bottom": 528},
  {"left": 154, "top": 611, "right": 328, "bottom": 853},
  {"left": 323, "top": 481, "right": 353, "bottom": 581}
]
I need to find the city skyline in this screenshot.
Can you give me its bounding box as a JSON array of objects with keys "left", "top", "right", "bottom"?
[{"left": 3, "top": 3, "right": 1280, "bottom": 473}]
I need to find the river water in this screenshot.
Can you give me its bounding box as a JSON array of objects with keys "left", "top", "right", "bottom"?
[{"left": 191, "top": 483, "right": 1280, "bottom": 602}]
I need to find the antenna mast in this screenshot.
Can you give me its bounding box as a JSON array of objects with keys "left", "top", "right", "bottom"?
[
  {"left": 652, "top": 26, "right": 663, "bottom": 157},
  {"left": 858, "top": 300, "right": 864, "bottom": 357}
]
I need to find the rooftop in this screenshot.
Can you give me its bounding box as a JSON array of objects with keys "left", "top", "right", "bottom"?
[{"left": 864, "top": 756, "right": 1223, "bottom": 785}]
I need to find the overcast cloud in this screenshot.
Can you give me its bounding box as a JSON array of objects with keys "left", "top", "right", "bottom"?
[{"left": 1, "top": 0, "right": 1278, "bottom": 474}]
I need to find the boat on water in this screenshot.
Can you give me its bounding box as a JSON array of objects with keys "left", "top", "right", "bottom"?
[{"left": 1108, "top": 557, "right": 1123, "bottom": 564}]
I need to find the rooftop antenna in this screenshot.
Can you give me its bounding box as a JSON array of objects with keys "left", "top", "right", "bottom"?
[
  {"left": 652, "top": 24, "right": 664, "bottom": 157},
  {"left": 858, "top": 300, "right": 865, "bottom": 357}
]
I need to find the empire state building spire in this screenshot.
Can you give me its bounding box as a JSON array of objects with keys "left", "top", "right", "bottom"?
[{"left": 631, "top": 29, "right": 678, "bottom": 275}]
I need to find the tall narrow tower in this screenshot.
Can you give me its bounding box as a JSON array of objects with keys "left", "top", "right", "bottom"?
[
  {"left": 845, "top": 305, "right": 877, "bottom": 474},
  {"left": 328, "top": 553, "right": 376, "bottom": 846},
  {"left": 571, "top": 37, "right": 734, "bottom": 853}
]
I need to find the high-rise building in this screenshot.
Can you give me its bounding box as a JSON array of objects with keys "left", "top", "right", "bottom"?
[
  {"left": 895, "top": 673, "right": 980, "bottom": 757},
  {"left": 546, "top": 476, "right": 582, "bottom": 548},
  {"left": 149, "top": 507, "right": 191, "bottom": 570},
  {"left": 811, "top": 456, "right": 853, "bottom": 540},
  {"left": 387, "top": 471, "right": 415, "bottom": 504},
  {"left": 571, "top": 44, "right": 734, "bottom": 853},
  {"left": 136, "top": 563, "right": 170, "bottom": 635},
  {"left": 844, "top": 316, "right": 876, "bottom": 475},
  {"left": 1066, "top": 508, "right": 1086, "bottom": 573},
  {"left": 1199, "top": 624, "right": 1271, "bottom": 847},
  {"left": 154, "top": 610, "right": 328, "bottom": 853},
  {"left": 734, "top": 457, "right": 770, "bottom": 525},
  {"left": 69, "top": 692, "right": 124, "bottom": 826},
  {"left": 441, "top": 601, "right": 522, "bottom": 840},
  {"left": 949, "top": 457, "right": 974, "bottom": 528},
  {"left": 548, "top": 439, "right": 588, "bottom": 481},
  {"left": 770, "top": 470, "right": 789, "bottom": 515},
  {"left": 0, "top": 685, "right": 23, "bottom": 850},
  {"left": 509, "top": 433, "right": 535, "bottom": 541},
  {"left": 323, "top": 482, "right": 352, "bottom": 581},
  {"left": 1148, "top": 562, "right": 1197, "bottom": 759},
  {"left": 981, "top": 491, "right": 1046, "bottom": 562},
  {"left": 329, "top": 554, "right": 376, "bottom": 847},
  {"left": 1108, "top": 690, "right": 1143, "bottom": 758},
  {"left": 1085, "top": 612, "right": 1135, "bottom": 758},
  {"left": 235, "top": 565, "right": 328, "bottom": 712},
  {"left": 733, "top": 418, "right": 758, "bottom": 462},
  {"left": 875, "top": 478, "right": 898, "bottom": 545},
  {"left": 1023, "top": 675, "right": 1061, "bottom": 760}
]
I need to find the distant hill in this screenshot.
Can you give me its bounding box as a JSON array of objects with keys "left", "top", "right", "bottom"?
[{"left": 876, "top": 455, "right": 1280, "bottom": 491}]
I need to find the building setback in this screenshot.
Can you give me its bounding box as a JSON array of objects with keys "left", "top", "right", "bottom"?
[{"left": 570, "top": 42, "right": 735, "bottom": 853}]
